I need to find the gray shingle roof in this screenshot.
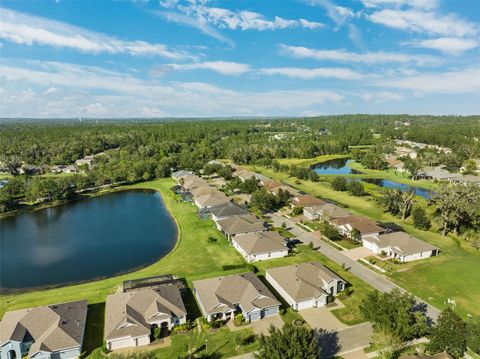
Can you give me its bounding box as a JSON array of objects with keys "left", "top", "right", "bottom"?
[
  {"left": 233, "top": 231, "right": 287, "bottom": 255},
  {"left": 0, "top": 300, "right": 88, "bottom": 356},
  {"left": 195, "top": 191, "right": 230, "bottom": 207},
  {"left": 266, "top": 262, "right": 344, "bottom": 302},
  {"left": 193, "top": 272, "right": 280, "bottom": 315},
  {"left": 365, "top": 232, "right": 439, "bottom": 256},
  {"left": 209, "top": 202, "right": 250, "bottom": 218},
  {"left": 216, "top": 214, "right": 265, "bottom": 235}
]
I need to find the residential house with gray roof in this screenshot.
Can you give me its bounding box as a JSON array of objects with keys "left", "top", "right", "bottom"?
[
  {"left": 104, "top": 284, "right": 187, "bottom": 351},
  {"left": 266, "top": 262, "right": 346, "bottom": 311},
  {"left": 216, "top": 214, "right": 266, "bottom": 240},
  {"left": 0, "top": 300, "right": 88, "bottom": 359},
  {"left": 209, "top": 202, "right": 250, "bottom": 222},
  {"left": 363, "top": 232, "right": 439, "bottom": 262},
  {"left": 193, "top": 272, "right": 280, "bottom": 322},
  {"left": 194, "top": 190, "right": 230, "bottom": 209},
  {"left": 232, "top": 231, "right": 288, "bottom": 262}
]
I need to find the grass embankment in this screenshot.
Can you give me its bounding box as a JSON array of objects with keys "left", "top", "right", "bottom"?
[
  {"left": 246, "top": 165, "right": 480, "bottom": 319},
  {"left": 1, "top": 178, "right": 372, "bottom": 358},
  {"left": 277, "top": 154, "right": 349, "bottom": 167}
]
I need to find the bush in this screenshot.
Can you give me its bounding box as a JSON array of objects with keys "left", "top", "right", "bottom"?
[
  {"left": 348, "top": 181, "right": 366, "bottom": 196},
  {"left": 292, "top": 206, "right": 303, "bottom": 216},
  {"left": 234, "top": 313, "right": 246, "bottom": 326},
  {"left": 412, "top": 207, "right": 431, "bottom": 230},
  {"left": 331, "top": 176, "right": 348, "bottom": 191},
  {"left": 208, "top": 236, "right": 218, "bottom": 243},
  {"left": 153, "top": 326, "right": 162, "bottom": 339},
  {"left": 171, "top": 321, "right": 194, "bottom": 335},
  {"left": 236, "top": 333, "right": 256, "bottom": 346}
]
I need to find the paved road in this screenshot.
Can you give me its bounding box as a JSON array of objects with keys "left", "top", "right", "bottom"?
[{"left": 268, "top": 213, "right": 440, "bottom": 321}]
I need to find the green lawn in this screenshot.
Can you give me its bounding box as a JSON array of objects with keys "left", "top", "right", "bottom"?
[
  {"left": 276, "top": 154, "right": 349, "bottom": 167},
  {"left": 245, "top": 165, "right": 480, "bottom": 319}
]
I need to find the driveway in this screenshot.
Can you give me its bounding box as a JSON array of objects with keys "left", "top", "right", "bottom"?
[
  {"left": 266, "top": 212, "right": 440, "bottom": 321},
  {"left": 343, "top": 247, "right": 372, "bottom": 261},
  {"left": 300, "top": 307, "right": 347, "bottom": 331},
  {"left": 250, "top": 315, "right": 284, "bottom": 336},
  {"left": 338, "top": 323, "right": 373, "bottom": 354}
]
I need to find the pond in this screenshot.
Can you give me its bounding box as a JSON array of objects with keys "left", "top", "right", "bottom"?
[
  {"left": 312, "top": 158, "right": 363, "bottom": 175},
  {"left": 360, "top": 178, "right": 433, "bottom": 199},
  {"left": 0, "top": 190, "right": 177, "bottom": 290}
]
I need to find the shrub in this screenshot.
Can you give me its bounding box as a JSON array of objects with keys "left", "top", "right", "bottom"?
[
  {"left": 208, "top": 236, "right": 218, "bottom": 243},
  {"left": 331, "top": 176, "right": 348, "bottom": 191},
  {"left": 234, "top": 313, "right": 246, "bottom": 326},
  {"left": 292, "top": 206, "right": 303, "bottom": 216},
  {"left": 412, "top": 207, "right": 431, "bottom": 230},
  {"left": 153, "top": 326, "right": 162, "bottom": 339},
  {"left": 348, "top": 181, "right": 366, "bottom": 196}
]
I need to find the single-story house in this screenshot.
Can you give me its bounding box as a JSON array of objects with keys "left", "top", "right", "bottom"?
[
  {"left": 235, "top": 170, "right": 259, "bottom": 182},
  {"left": 417, "top": 166, "right": 462, "bottom": 181},
  {"left": 0, "top": 300, "right": 88, "bottom": 359},
  {"left": 262, "top": 181, "right": 299, "bottom": 197},
  {"left": 193, "top": 272, "right": 280, "bottom": 322},
  {"left": 50, "top": 164, "right": 67, "bottom": 173},
  {"left": 190, "top": 185, "right": 217, "bottom": 198},
  {"left": 64, "top": 165, "right": 78, "bottom": 173},
  {"left": 265, "top": 262, "right": 346, "bottom": 311},
  {"left": 194, "top": 191, "right": 230, "bottom": 209},
  {"left": 171, "top": 170, "right": 194, "bottom": 182},
  {"left": 105, "top": 284, "right": 187, "bottom": 351},
  {"left": 75, "top": 155, "right": 95, "bottom": 168},
  {"left": 362, "top": 232, "right": 439, "bottom": 262},
  {"left": 304, "top": 203, "right": 351, "bottom": 222},
  {"left": 450, "top": 175, "right": 480, "bottom": 185},
  {"left": 216, "top": 214, "right": 266, "bottom": 240},
  {"left": 330, "top": 215, "right": 385, "bottom": 240},
  {"left": 232, "top": 231, "right": 288, "bottom": 262},
  {"left": 183, "top": 176, "right": 209, "bottom": 191},
  {"left": 209, "top": 201, "right": 250, "bottom": 222},
  {"left": 291, "top": 194, "right": 326, "bottom": 208}
]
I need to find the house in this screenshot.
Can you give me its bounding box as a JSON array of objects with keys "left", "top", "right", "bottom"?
[
  {"left": 190, "top": 186, "right": 217, "bottom": 198},
  {"left": 75, "top": 155, "right": 95, "bottom": 168},
  {"left": 216, "top": 214, "right": 266, "bottom": 240},
  {"left": 262, "top": 181, "right": 299, "bottom": 197},
  {"left": 64, "top": 165, "right": 78, "bottom": 173},
  {"left": 209, "top": 202, "right": 250, "bottom": 222},
  {"left": 171, "top": 170, "right": 194, "bottom": 183},
  {"left": 330, "top": 215, "right": 385, "bottom": 240},
  {"left": 265, "top": 262, "right": 346, "bottom": 311},
  {"left": 0, "top": 300, "right": 88, "bottom": 359},
  {"left": 234, "top": 170, "right": 267, "bottom": 183},
  {"left": 232, "top": 231, "right": 288, "bottom": 262},
  {"left": 183, "top": 176, "right": 209, "bottom": 191},
  {"left": 312, "top": 203, "right": 352, "bottom": 222},
  {"left": 194, "top": 191, "right": 230, "bottom": 209},
  {"left": 105, "top": 284, "right": 187, "bottom": 351},
  {"left": 362, "top": 232, "right": 439, "bottom": 262},
  {"left": 291, "top": 194, "right": 326, "bottom": 208},
  {"left": 450, "top": 175, "right": 480, "bottom": 185},
  {"left": 50, "top": 164, "right": 67, "bottom": 173},
  {"left": 17, "top": 165, "right": 42, "bottom": 175},
  {"left": 417, "top": 166, "right": 462, "bottom": 181},
  {"left": 193, "top": 272, "right": 280, "bottom": 322}
]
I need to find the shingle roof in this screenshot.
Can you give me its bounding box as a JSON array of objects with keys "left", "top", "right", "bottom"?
[
  {"left": 364, "top": 232, "right": 439, "bottom": 256},
  {"left": 193, "top": 272, "right": 280, "bottom": 315},
  {"left": 0, "top": 300, "right": 88, "bottom": 356},
  {"left": 195, "top": 191, "right": 230, "bottom": 207},
  {"left": 209, "top": 202, "right": 249, "bottom": 218},
  {"left": 233, "top": 231, "right": 287, "bottom": 255},
  {"left": 105, "top": 285, "right": 187, "bottom": 341},
  {"left": 331, "top": 215, "right": 384, "bottom": 235},
  {"left": 266, "top": 262, "right": 344, "bottom": 302},
  {"left": 172, "top": 170, "right": 194, "bottom": 179},
  {"left": 183, "top": 176, "right": 209, "bottom": 190},
  {"left": 317, "top": 203, "right": 351, "bottom": 219},
  {"left": 190, "top": 186, "right": 216, "bottom": 198},
  {"left": 292, "top": 194, "right": 326, "bottom": 207},
  {"left": 216, "top": 214, "right": 265, "bottom": 235}
]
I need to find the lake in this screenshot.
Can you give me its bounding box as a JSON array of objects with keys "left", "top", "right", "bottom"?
[
  {"left": 360, "top": 179, "right": 432, "bottom": 199},
  {"left": 0, "top": 190, "right": 177, "bottom": 290},
  {"left": 312, "top": 158, "right": 363, "bottom": 175}
]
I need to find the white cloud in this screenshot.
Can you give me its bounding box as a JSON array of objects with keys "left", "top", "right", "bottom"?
[
  {"left": 83, "top": 103, "right": 107, "bottom": 115},
  {"left": 0, "top": 8, "right": 187, "bottom": 59},
  {"left": 359, "top": 91, "right": 404, "bottom": 102},
  {"left": 361, "top": 0, "right": 438, "bottom": 9},
  {"left": 44, "top": 87, "right": 58, "bottom": 95},
  {"left": 375, "top": 67, "right": 480, "bottom": 94},
  {"left": 367, "top": 9, "right": 478, "bottom": 38},
  {"left": 259, "top": 67, "right": 364, "bottom": 80},
  {"left": 279, "top": 45, "right": 441, "bottom": 66},
  {"left": 0, "top": 60, "right": 345, "bottom": 117},
  {"left": 153, "top": 61, "right": 251, "bottom": 75},
  {"left": 306, "top": 0, "right": 356, "bottom": 26},
  {"left": 405, "top": 37, "right": 479, "bottom": 55}
]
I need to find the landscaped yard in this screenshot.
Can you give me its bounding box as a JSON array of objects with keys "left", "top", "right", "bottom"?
[{"left": 245, "top": 165, "right": 480, "bottom": 319}]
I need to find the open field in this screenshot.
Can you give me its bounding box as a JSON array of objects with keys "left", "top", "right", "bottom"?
[
  {"left": 245, "top": 165, "right": 480, "bottom": 318},
  {"left": 276, "top": 154, "right": 349, "bottom": 167}
]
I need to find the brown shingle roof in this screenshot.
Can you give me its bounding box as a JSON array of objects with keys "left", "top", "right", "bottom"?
[
  {"left": 365, "top": 232, "right": 439, "bottom": 256},
  {"left": 193, "top": 272, "right": 280, "bottom": 315},
  {"left": 216, "top": 214, "right": 265, "bottom": 235},
  {"left": 292, "top": 194, "right": 326, "bottom": 207},
  {"left": 331, "top": 215, "right": 384, "bottom": 235},
  {"left": 195, "top": 191, "right": 230, "bottom": 207}
]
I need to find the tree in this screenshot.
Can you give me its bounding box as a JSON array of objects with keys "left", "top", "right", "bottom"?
[
  {"left": 461, "top": 159, "right": 478, "bottom": 175},
  {"left": 428, "top": 308, "right": 467, "bottom": 359},
  {"left": 467, "top": 318, "right": 480, "bottom": 355},
  {"left": 331, "top": 176, "right": 348, "bottom": 191},
  {"left": 404, "top": 158, "right": 422, "bottom": 179},
  {"left": 360, "top": 289, "right": 429, "bottom": 341},
  {"left": 348, "top": 181, "right": 366, "bottom": 196},
  {"left": 320, "top": 221, "right": 342, "bottom": 241},
  {"left": 254, "top": 323, "right": 320, "bottom": 359},
  {"left": 433, "top": 183, "right": 480, "bottom": 236},
  {"left": 372, "top": 330, "right": 403, "bottom": 359},
  {"left": 251, "top": 188, "right": 276, "bottom": 212},
  {"left": 412, "top": 207, "right": 431, "bottom": 230},
  {"left": 376, "top": 189, "right": 415, "bottom": 220}
]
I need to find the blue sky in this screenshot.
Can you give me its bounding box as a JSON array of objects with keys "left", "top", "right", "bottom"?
[{"left": 1, "top": 0, "right": 479, "bottom": 118}]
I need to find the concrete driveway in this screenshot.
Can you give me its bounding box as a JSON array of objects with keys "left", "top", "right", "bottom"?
[
  {"left": 343, "top": 247, "right": 372, "bottom": 260},
  {"left": 338, "top": 322, "right": 373, "bottom": 354},
  {"left": 300, "top": 307, "right": 348, "bottom": 331},
  {"left": 250, "top": 315, "right": 284, "bottom": 336}
]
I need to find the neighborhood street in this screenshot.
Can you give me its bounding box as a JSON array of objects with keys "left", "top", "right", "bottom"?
[{"left": 267, "top": 213, "right": 441, "bottom": 321}]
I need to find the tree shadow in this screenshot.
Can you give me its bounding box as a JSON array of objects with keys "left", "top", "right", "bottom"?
[
  {"left": 412, "top": 301, "right": 434, "bottom": 326},
  {"left": 316, "top": 328, "right": 341, "bottom": 359}
]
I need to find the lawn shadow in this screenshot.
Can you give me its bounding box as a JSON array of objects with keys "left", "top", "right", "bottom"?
[
  {"left": 316, "top": 328, "right": 341, "bottom": 359},
  {"left": 179, "top": 278, "right": 202, "bottom": 321},
  {"left": 82, "top": 302, "right": 105, "bottom": 356}
]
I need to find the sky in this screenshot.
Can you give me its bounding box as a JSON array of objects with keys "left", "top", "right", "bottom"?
[{"left": 1, "top": 0, "right": 479, "bottom": 118}]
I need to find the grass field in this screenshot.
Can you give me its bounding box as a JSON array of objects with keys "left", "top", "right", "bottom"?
[
  {"left": 246, "top": 165, "right": 480, "bottom": 319},
  {"left": 276, "top": 154, "right": 349, "bottom": 167},
  {"left": 1, "top": 178, "right": 372, "bottom": 358}
]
